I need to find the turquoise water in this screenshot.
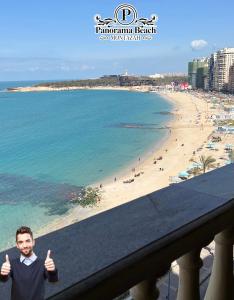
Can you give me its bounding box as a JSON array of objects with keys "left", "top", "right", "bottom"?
[{"left": 0, "top": 81, "right": 173, "bottom": 250}]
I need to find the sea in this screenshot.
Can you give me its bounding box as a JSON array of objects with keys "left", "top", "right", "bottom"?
[{"left": 0, "top": 81, "right": 173, "bottom": 250}]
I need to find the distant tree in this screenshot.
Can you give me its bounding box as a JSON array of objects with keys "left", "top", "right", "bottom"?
[
  {"left": 69, "top": 187, "right": 101, "bottom": 207},
  {"left": 188, "top": 166, "right": 202, "bottom": 177},
  {"left": 192, "top": 155, "right": 216, "bottom": 173},
  {"left": 34, "top": 75, "right": 188, "bottom": 89}
]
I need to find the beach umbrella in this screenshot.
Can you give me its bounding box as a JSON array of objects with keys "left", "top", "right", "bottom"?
[
  {"left": 186, "top": 164, "right": 195, "bottom": 171},
  {"left": 186, "top": 163, "right": 201, "bottom": 171},
  {"left": 192, "top": 162, "right": 202, "bottom": 168},
  {"left": 207, "top": 142, "right": 215, "bottom": 148},
  {"left": 178, "top": 171, "right": 189, "bottom": 178}
]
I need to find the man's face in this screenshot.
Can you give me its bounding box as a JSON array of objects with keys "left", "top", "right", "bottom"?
[{"left": 16, "top": 233, "right": 35, "bottom": 257}]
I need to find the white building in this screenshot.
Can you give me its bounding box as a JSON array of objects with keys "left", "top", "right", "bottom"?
[
  {"left": 149, "top": 73, "right": 165, "bottom": 79},
  {"left": 213, "top": 48, "right": 234, "bottom": 91}
]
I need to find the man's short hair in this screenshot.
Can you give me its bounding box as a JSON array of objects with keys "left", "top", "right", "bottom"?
[{"left": 16, "top": 226, "right": 33, "bottom": 241}]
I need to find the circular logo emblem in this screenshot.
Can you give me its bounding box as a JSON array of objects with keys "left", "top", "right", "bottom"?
[{"left": 114, "top": 4, "right": 138, "bottom": 25}]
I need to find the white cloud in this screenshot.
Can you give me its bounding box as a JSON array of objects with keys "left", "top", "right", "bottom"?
[
  {"left": 190, "top": 40, "right": 208, "bottom": 50},
  {"left": 59, "top": 64, "right": 71, "bottom": 71},
  {"left": 80, "top": 64, "right": 95, "bottom": 71}
]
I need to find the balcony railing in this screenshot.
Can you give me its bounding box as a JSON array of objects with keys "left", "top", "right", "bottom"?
[{"left": 0, "top": 164, "right": 233, "bottom": 300}]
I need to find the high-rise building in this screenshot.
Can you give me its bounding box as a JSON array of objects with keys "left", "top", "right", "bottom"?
[
  {"left": 228, "top": 64, "right": 234, "bottom": 93},
  {"left": 197, "top": 64, "right": 209, "bottom": 89},
  {"left": 213, "top": 48, "right": 234, "bottom": 91},
  {"left": 188, "top": 58, "right": 209, "bottom": 89},
  {"left": 208, "top": 52, "right": 217, "bottom": 90},
  {"left": 188, "top": 62, "right": 196, "bottom": 88}
]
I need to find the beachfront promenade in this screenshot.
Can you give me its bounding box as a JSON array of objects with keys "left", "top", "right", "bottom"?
[{"left": 0, "top": 164, "right": 233, "bottom": 299}]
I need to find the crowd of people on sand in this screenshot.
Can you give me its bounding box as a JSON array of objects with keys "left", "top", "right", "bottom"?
[{"left": 114, "top": 149, "right": 179, "bottom": 187}]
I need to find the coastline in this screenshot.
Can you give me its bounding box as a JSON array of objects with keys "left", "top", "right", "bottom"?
[
  {"left": 7, "top": 85, "right": 151, "bottom": 93},
  {"left": 35, "top": 90, "right": 233, "bottom": 238}
]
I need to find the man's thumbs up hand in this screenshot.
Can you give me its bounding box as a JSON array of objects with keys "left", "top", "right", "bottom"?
[
  {"left": 44, "top": 250, "right": 55, "bottom": 272},
  {"left": 1, "top": 254, "right": 11, "bottom": 276}
]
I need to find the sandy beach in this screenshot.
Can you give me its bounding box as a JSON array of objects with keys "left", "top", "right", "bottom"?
[{"left": 36, "top": 91, "right": 233, "bottom": 237}]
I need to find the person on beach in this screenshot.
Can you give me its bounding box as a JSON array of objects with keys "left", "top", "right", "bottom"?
[{"left": 0, "top": 226, "right": 58, "bottom": 300}]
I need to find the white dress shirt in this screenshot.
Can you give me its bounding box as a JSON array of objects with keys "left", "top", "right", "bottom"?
[{"left": 20, "top": 252, "right": 37, "bottom": 266}]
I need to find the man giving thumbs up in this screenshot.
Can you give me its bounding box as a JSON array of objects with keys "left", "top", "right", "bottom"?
[{"left": 0, "top": 226, "right": 58, "bottom": 300}]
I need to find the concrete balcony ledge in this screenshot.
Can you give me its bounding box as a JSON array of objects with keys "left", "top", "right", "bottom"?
[{"left": 0, "top": 164, "right": 233, "bottom": 300}]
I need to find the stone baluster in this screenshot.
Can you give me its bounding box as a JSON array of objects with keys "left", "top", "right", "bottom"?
[
  {"left": 176, "top": 249, "right": 202, "bottom": 300},
  {"left": 130, "top": 279, "right": 159, "bottom": 300},
  {"left": 204, "top": 228, "right": 234, "bottom": 300}
]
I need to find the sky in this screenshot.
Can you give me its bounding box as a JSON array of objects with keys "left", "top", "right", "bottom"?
[{"left": 0, "top": 0, "right": 234, "bottom": 81}]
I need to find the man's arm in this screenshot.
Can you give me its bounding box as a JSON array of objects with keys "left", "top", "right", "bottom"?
[
  {"left": 46, "top": 269, "right": 59, "bottom": 282},
  {"left": 0, "top": 274, "right": 9, "bottom": 282},
  {"left": 44, "top": 250, "right": 58, "bottom": 282}
]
